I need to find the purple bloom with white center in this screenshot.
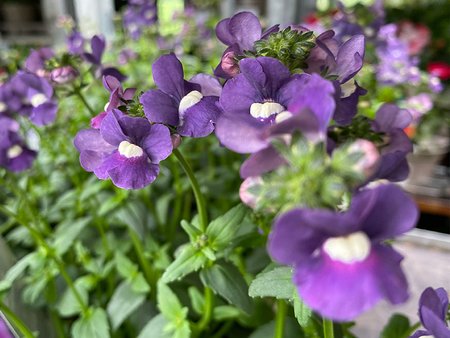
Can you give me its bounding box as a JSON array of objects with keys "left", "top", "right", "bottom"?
[
  {"left": 74, "top": 109, "right": 172, "bottom": 189},
  {"left": 140, "top": 54, "right": 222, "bottom": 138},
  {"left": 82, "top": 35, "right": 126, "bottom": 82},
  {"left": 214, "top": 11, "right": 279, "bottom": 78},
  {"left": 0, "top": 116, "right": 36, "bottom": 172},
  {"left": 67, "top": 29, "right": 85, "bottom": 55},
  {"left": 371, "top": 103, "right": 413, "bottom": 182},
  {"left": 268, "top": 184, "right": 418, "bottom": 321},
  {"left": 24, "top": 47, "right": 55, "bottom": 77},
  {"left": 410, "top": 287, "right": 450, "bottom": 338},
  {"left": 216, "top": 57, "right": 335, "bottom": 158}
]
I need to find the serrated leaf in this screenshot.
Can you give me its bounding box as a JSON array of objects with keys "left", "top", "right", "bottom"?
[
  {"left": 157, "top": 282, "right": 186, "bottom": 323},
  {"left": 107, "top": 281, "right": 146, "bottom": 330},
  {"left": 249, "top": 266, "right": 294, "bottom": 300},
  {"left": 57, "top": 279, "right": 90, "bottom": 317},
  {"left": 206, "top": 204, "right": 248, "bottom": 250},
  {"left": 72, "top": 308, "right": 110, "bottom": 338},
  {"left": 161, "top": 245, "right": 207, "bottom": 283},
  {"left": 293, "top": 292, "right": 312, "bottom": 327},
  {"left": 381, "top": 314, "right": 412, "bottom": 338},
  {"left": 137, "top": 314, "right": 171, "bottom": 338},
  {"left": 200, "top": 263, "right": 252, "bottom": 314},
  {"left": 53, "top": 217, "right": 91, "bottom": 255}
]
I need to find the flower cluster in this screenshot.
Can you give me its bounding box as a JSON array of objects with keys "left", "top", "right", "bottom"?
[{"left": 123, "top": 0, "right": 157, "bottom": 40}]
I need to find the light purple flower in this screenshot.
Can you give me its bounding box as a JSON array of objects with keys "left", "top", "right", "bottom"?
[
  {"left": 67, "top": 29, "right": 85, "bottom": 55},
  {"left": 0, "top": 116, "right": 36, "bottom": 172},
  {"left": 216, "top": 57, "right": 335, "bottom": 158},
  {"left": 50, "top": 66, "right": 79, "bottom": 85},
  {"left": 140, "top": 54, "right": 222, "bottom": 138},
  {"left": 123, "top": 0, "right": 157, "bottom": 40},
  {"left": 0, "top": 316, "right": 13, "bottom": 338},
  {"left": 404, "top": 93, "right": 433, "bottom": 123},
  {"left": 74, "top": 109, "right": 172, "bottom": 189},
  {"left": 268, "top": 184, "right": 418, "bottom": 321},
  {"left": 24, "top": 47, "right": 55, "bottom": 77},
  {"left": 118, "top": 48, "right": 138, "bottom": 65},
  {"left": 371, "top": 103, "right": 413, "bottom": 182},
  {"left": 410, "top": 287, "right": 450, "bottom": 338}
]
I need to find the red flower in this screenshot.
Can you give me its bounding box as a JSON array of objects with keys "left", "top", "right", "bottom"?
[{"left": 428, "top": 61, "right": 450, "bottom": 80}]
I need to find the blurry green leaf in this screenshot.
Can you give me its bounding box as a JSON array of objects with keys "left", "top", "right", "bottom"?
[
  {"left": 137, "top": 314, "right": 171, "bottom": 338},
  {"left": 57, "top": 278, "right": 90, "bottom": 317},
  {"left": 80, "top": 179, "right": 105, "bottom": 201},
  {"left": 249, "top": 266, "right": 294, "bottom": 300},
  {"left": 213, "top": 305, "right": 241, "bottom": 321},
  {"left": 23, "top": 276, "right": 48, "bottom": 304},
  {"left": 4, "top": 252, "right": 37, "bottom": 282},
  {"left": 115, "top": 252, "right": 138, "bottom": 279},
  {"left": 72, "top": 308, "right": 110, "bottom": 338},
  {"left": 130, "top": 273, "right": 150, "bottom": 294},
  {"left": 50, "top": 190, "right": 77, "bottom": 212},
  {"left": 381, "top": 314, "right": 412, "bottom": 338},
  {"left": 188, "top": 287, "right": 204, "bottom": 315},
  {"left": 200, "top": 263, "right": 252, "bottom": 314},
  {"left": 107, "top": 281, "right": 146, "bottom": 330},
  {"left": 249, "top": 318, "right": 304, "bottom": 338},
  {"left": 157, "top": 282, "right": 187, "bottom": 323},
  {"left": 161, "top": 245, "right": 207, "bottom": 283},
  {"left": 180, "top": 220, "right": 202, "bottom": 242},
  {"left": 293, "top": 292, "right": 313, "bottom": 328},
  {"left": 206, "top": 205, "right": 248, "bottom": 250},
  {"left": 98, "top": 192, "right": 128, "bottom": 217},
  {"left": 53, "top": 217, "right": 91, "bottom": 255}
]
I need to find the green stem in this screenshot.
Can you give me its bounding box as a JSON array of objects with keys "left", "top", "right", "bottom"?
[
  {"left": 274, "top": 300, "right": 287, "bottom": 338},
  {"left": 0, "top": 300, "right": 35, "bottom": 338},
  {"left": 322, "top": 318, "right": 334, "bottom": 338},
  {"left": 0, "top": 205, "right": 89, "bottom": 315},
  {"left": 172, "top": 148, "right": 208, "bottom": 232},
  {"left": 128, "top": 228, "right": 157, "bottom": 293},
  {"left": 74, "top": 88, "right": 96, "bottom": 116},
  {"left": 195, "top": 286, "right": 214, "bottom": 333}
]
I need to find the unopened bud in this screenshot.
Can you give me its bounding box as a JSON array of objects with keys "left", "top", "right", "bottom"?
[
  {"left": 171, "top": 134, "right": 182, "bottom": 149},
  {"left": 239, "top": 176, "right": 263, "bottom": 209},
  {"left": 348, "top": 139, "right": 380, "bottom": 178},
  {"left": 51, "top": 66, "right": 78, "bottom": 84},
  {"left": 90, "top": 112, "right": 107, "bottom": 129},
  {"left": 221, "top": 51, "right": 240, "bottom": 77}
]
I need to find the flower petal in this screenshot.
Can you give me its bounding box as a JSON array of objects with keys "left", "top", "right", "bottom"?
[
  {"left": 240, "top": 146, "right": 286, "bottom": 178},
  {"left": 141, "top": 124, "right": 173, "bottom": 163},
  {"left": 178, "top": 96, "right": 222, "bottom": 138},
  {"left": 152, "top": 54, "right": 185, "bottom": 100},
  {"left": 140, "top": 89, "right": 179, "bottom": 126}
]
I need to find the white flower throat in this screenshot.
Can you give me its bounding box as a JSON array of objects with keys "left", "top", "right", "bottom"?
[
  {"left": 250, "top": 101, "right": 285, "bottom": 119},
  {"left": 30, "top": 93, "right": 47, "bottom": 107},
  {"left": 323, "top": 231, "right": 371, "bottom": 264},
  {"left": 179, "top": 90, "right": 203, "bottom": 124},
  {"left": 7, "top": 145, "right": 23, "bottom": 159},
  {"left": 118, "top": 141, "right": 144, "bottom": 158}
]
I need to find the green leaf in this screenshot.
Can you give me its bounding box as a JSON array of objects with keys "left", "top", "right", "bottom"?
[
  {"left": 249, "top": 266, "right": 294, "bottom": 300},
  {"left": 107, "top": 281, "right": 146, "bottom": 330},
  {"left": 200, "top": 263, "right": 252, "bottom": 314},
  {"left": 115, "top": 252, "right": 138, "bottom": 279},
  {"left": 57, "top": 278, "right": 90, "bottom": 317},
  {"left": 249, "top": 318, "right": 304, "bottom": 338},
  {"left": 71, "top": 308, "right": 110, "bottom": 338},
  {"left": 381, "top": 314, "right": 412, "bottom": 338},
  {"left": 180, "top": 220, "right": 202, "bottom": 241},
  {"left": 188, "top": 287, "right": 204, "bottom": 315},
  {"left": 137, "top": 314, "right": 171, "bottom": 338},
  {"left": 293, "top": 292, "right": 313, "bottom": 328},
  {"left": 53, "top": 217, "right": 91, "bottom": 255},
  {"left": 157, "top": 282, "right": 186, "bottom": 323},
  {"left": 206, "top": 204, "right": 248, "bottom": 250},
  {"left": 161, "top": 245, "right": 207, "bottom": 283},
  {"left": 131, "top": 273, "right": 150, "bottom": 294},
  {"left": 4, "top": 252, "right": 37, "bottom": 282}
]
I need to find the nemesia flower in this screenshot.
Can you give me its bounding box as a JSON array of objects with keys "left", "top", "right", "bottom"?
[
  {"left": 24, "top": 48, "right": 55, "bottom": 77},
  {"left": 74, "top": 109, "right": 172, "bottom": 189},
  {"left": 371, "top": 104, "right": 413, "bottom": 182},
  {"left": 268, "top": 184, "right": 418, "bottom": 321},
  {"left": 123, "top": 0, "right": 157, "bottom": 40},
  {"left": 410, "top": 287, "right": 450, "bottom": 338},
  {"left": 216, "top": 56, "right": 335, "bottom": 158},
  {"left": 214, "top": 11, "right": 279, "bottom": 78},
  {"left": 403, "top": 93, "right": 433, "bottom": 123},
  {"left": 50, "top": 66, "right": 79, "bottom": 85},
  {"left": 82, "top": 35, "right": 126, "bottom": 81},
  {"left": 140, "top": 54, "right": 222, "bottom": 138},
  {"left": 0, "top": 116, "right": 36, "bottom": 172},
  {"left": 67, "top": 29, "right": 85, "bottom": 55}
]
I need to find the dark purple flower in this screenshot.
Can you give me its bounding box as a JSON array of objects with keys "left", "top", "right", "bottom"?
[
  {"left": 214, "top": 11, "right": 279, "bottom": 78},
  {"left": 0, "top": 116, "right": 36, "bottom": 172},
  {"left": 67, "top": 29, "right": 85, "bottom": 55},
  {"left": 410, "top": 287, "right": 450, "bottom": 338},
  {"left": 82, "top": 35, "right": 126, "bottom": 82},
  {"left": 103, "top": 75, "right": 136, "bottom": 111},
  {"left": 74, "top": 109, "right": 172, "bottom": 189},
  {"left": 216, "top": 57, "right": 335, "bottom": 157},
  {"left": 140, "top": 54, "right": 222, "bottom": 138},
  {"left": 24, "top": 47, "right": 54, "bottom": 77},
  {"left": 371, "top": 103, "right": 413, "bottom": 182},
  {"left": 268, "top": 184, "right": 418, "bottom": 321}
]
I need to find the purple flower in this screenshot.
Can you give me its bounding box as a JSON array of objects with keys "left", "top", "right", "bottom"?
[
  {"left": 214, "top": 11, "right": 278, "bottom": 78},
  {"left": 82, "top": 35, "right": 126, "bottom": 82},
  {"left": 140, "top": 54, "right": 222, "bottom": 138},
  {"left": 67, "top": 29, "right": 85, "bottom": 55},
  {"left": 0, "top": 316, "right": 12, "bottom": 338},
  {"left": 24, "top": 47, "right": 54, "bottom": 77},
  {"left": 404, "top": 93, "right": 433, "bottom": 123},
  {"left": 103, "top": 75, "right": 136, "bottom": 112},
  {"left": 371, "top": 104, "right": 413, "bottom": 182},
  {"left": 50, "top": 66, "right": 79, "bottom": 85},
  {"left": 123, "top": 1, "right": 157, "bottom": 40},
  {"left": 216, "top": 57, "right": 335, "bottom": 157},
  {"left": 268, "top": 184, "right": 418, "bottom": 321},
  {"left": 74, "top": 109, "right": 172, "bottom": 189},
  {"left": 410, "top": 287, "right": 450, "bottom": 338},
  {"left": 118, "top": 48, "right": 138, "bottom": 65},
  {"left": 0, "top": 116, "right": 36, "bottom": 172}
]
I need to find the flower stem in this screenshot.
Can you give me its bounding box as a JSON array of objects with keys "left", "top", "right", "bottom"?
[
  {"left": 0, "top": 300, "right": 35, "bottom": 338},
  {"left": 128, "top": 228, "right": 157, "bottom": 294},
  {"left": 274, "top": 299, "right": 287, "bottom": 338},
  {"left": 195, "top": 286, "right": 214, "bottom": 333},
  {"left": 74, "top": 88, "right": 96, "bottom": 116},
  {"left": 322, "top": 318, "right": 335, "bottom": 338},
  {"left": 172, "top": 148, "right": 208, "bottom": 232}
]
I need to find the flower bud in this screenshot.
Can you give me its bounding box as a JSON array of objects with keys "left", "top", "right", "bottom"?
[
  {"left": 239, "top": 176, "right": 263, "bottom": 209},
  {"left": 221, "top": 51, "right": 240, "bottom": 77},
  {"left": 50, "top": 66, "right": 78, "bottom": 84},
  {"left": 348, "top": 139, "right": 380, "bottom": 178},
  {"left": 171, "top": 134, "right": 182, "bottom": 149}
]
